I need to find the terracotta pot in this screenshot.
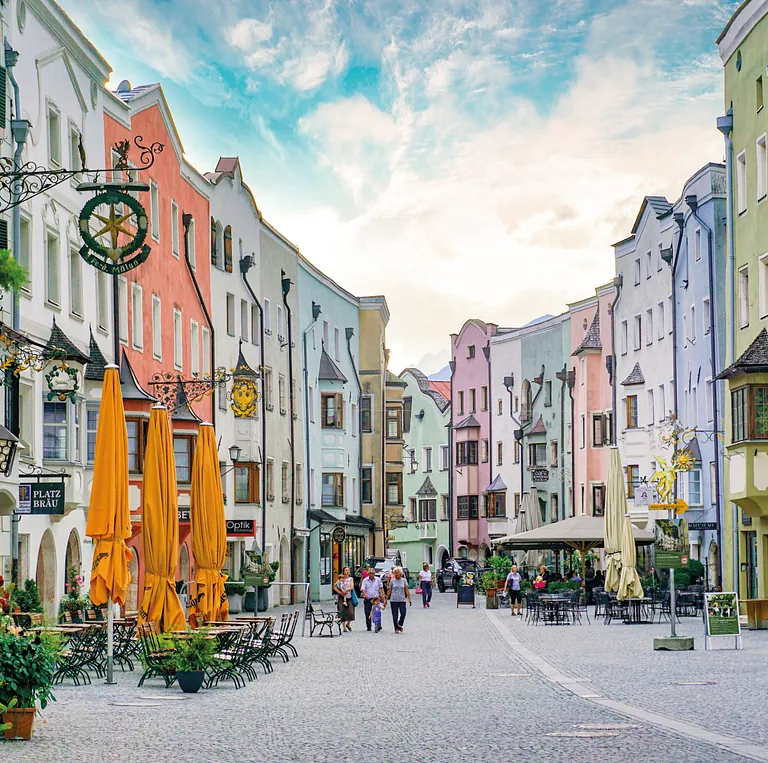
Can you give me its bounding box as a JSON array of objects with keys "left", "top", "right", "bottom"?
[
  {"left": 485, "top": 588, "right": 497, "bottom": 597},
  {"left": 3, "top": 707, "right": 36, "bottom": 741}
]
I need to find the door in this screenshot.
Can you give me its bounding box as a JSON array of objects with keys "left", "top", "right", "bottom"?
[{"left": 746, "top": 531, "right": 758, "bottom": 599}]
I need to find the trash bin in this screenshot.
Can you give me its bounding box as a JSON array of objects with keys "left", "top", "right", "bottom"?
[
  {"left": 244, "top": 590, "right": 257, "bottom": 612},
  {"left": 257, "top": 586, "right": 270, "bottom": 612}
]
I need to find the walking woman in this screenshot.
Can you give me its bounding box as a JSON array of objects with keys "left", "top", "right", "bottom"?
[
  {"left": 386, "top": 566, "right": 411, "bottom": 633},
  {"left": 418, "top": 563, "right": 433, "bottom": 607},
  {"left": 334, "top": 567, "right": 355, "bottom": 632}
]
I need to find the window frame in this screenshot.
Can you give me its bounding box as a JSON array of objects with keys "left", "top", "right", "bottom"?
[
  {"left": 234, "top": 462, "right": 260, "bottom": 504},
  {"left": 173, "top": 434, "right": 195, "bottom": 485},
  {"left": 386, "top": 407, "right": 402, "bottom": 440},
  {"left": 47, "top": 101, "right": 62, "bottom": 168},
  {"left": 625, "top": 395, "right": 638, "bottom": 430},
  {"left": 125, "top": 416, "right": 147, "bottom": 474},
  {"left": 131, "top": 282, "right": 144, "bottom": 351},
  {"left": 321, "top": 393, "right": 344, "bottom": 429},
  {"left": 386, "top": 472, "right": 402, "bottom": 505},
  {"left": 152, "top": 294, "right": 162, "bottom": 360},
  {"left": 150, "top": 180, "right": 160, "bottom": 241}
]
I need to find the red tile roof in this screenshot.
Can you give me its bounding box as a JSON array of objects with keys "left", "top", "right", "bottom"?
[{"left": 429, "top": 380, "right": 450, "bottom": 399}]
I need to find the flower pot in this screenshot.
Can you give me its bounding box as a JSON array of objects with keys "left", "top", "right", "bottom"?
[
  {"left": 485, "top": 587, "right": 497, "bottom": 597},
  {"left": 176, "top": 671, "right": 205, "bottom": 694},
  {"left": 257, "top": 585, "right": 270, "bottom": 612},
  {"left": 3, "top": 707, "right": 36, "bottom": 741},
  {"left": 228, "top": 593, "right": 243, "bottom": 614}
]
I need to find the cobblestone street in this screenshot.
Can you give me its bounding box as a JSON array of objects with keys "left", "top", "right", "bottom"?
[{"left": 4, "top": 593, "right": 767, "bottom": 762}]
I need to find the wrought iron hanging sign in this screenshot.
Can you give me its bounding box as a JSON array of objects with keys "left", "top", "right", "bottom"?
[
  {"left": 228, "top": 377, "right": 261, "bottom": 418},
  {"left": 44, "top": 362, "right": 80, "bottom": 403},
  {"left": 78, "top": 189, "right": 150, "bottom": 275}
]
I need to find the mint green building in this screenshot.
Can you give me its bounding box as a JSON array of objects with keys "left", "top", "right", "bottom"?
[{"left": 391, "top": 369, "right": 451, "bottom": 575}]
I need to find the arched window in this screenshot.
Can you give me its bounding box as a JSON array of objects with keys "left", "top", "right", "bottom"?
[
  {"left": 224, "top": 225, "right": 233, "bottom": 273},
  {"left": 210, "top": 217, "right": 217, "bottom": 266},
  {"left": 521, "top": 380, "right": 532, "bottom": 424}
]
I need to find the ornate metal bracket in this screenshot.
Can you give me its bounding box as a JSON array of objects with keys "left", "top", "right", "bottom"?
[
  {"left": 0, "top": 323, "right": 66, "bottom": 384},
  {"left": 149, "top": 368, "right": 233, "bottom": 415},
  {"left": 0, "top": 135, "right": 164, "bottom": 215},
  {"left": 18, "top": 464, "right": 70, "bottom": 482}
]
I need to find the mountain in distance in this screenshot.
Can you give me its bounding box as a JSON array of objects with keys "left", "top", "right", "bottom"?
[{"left": 428, "top": 365, "right": 451, "bottom": 381}]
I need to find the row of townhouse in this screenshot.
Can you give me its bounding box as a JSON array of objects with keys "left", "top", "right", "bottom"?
[{"left": 0, "top": 0, "right": 403, "bottom": 617}]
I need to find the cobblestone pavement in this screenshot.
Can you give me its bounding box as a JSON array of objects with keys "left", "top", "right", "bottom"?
[
  {"left": 2, "top": 593, "right": 759, "bottom": 763},
  {"left": 492, "top": 597, "right": 768, "bottom": 749}
]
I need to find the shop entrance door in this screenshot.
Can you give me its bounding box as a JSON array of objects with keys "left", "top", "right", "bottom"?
[{"left": 746, "top": 531, "right": 758, "bottom": 599}]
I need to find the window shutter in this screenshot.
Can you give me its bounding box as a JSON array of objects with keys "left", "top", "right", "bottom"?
[
  {"left": 402, "top": 396, "right": 412, "bottom": 433},
  {"left": 224, "top": 225, "right": 233, "bottom": 272},
  {"left": 0, "top": 220, "right": 8, "bottom": 250},
  {"left": 210, "top": 217, "right": 217, "bottom": 265},
  {"left": 0, "top": 66, "right": 6, "bottom": 132}
]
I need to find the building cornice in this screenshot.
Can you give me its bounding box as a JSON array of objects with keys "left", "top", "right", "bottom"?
[{"left": 718, "top": 0, "right": 768, "bottom": 63}]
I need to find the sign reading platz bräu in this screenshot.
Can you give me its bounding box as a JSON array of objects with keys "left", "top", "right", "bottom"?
[{"left": 18, "top": 482, "right": 66, "bottom": 515}]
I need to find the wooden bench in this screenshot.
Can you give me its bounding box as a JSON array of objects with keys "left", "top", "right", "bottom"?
[{"left": 743, "top": 598, "right": 768, "bottom": 629}]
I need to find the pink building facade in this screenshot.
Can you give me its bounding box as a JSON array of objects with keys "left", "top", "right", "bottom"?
[
  {"left": 569, "top": 283, "right": 615, "bottom": 517},
  {"left": 450, "top": 320, "right": 500, "bottom": 562}
]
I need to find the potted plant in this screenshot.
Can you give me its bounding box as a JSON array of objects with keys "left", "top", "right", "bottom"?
[
  {"left": 10, "top": 580, "right": 43, "bottom": 614},
  {"left": 242, "top": 552, "right": 280, "bottom": 612},
  {"left": 481, "top": 571, "right": 498, "bottom": 608},
  {"left": 225, "top": 582, "right": 246, "bottom": 614},
  {"left": 0, "top": 631, "right": 56, "bottom": 740},
  {"left": 168, "top": 628, "right": 217, "bottom": 693},
  {"left": 486, "top": 555, "right": 514, "bottom": 590}
]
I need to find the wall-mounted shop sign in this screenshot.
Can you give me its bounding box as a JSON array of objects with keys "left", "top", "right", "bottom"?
[
  {"left": 17, "top": 482, "right": 65, "bottom": 515},
  {"left": 531, "top": 469, "right": 549, "bottom": 483},
  {"left": 331, "top": 525, "right": 346, "bottom": 544},
  {"left": 689, "top": 522, "right": 717, "bottom": 531},
  {"left": 226, "top": 519, "right": 255, "bottom": 537},
  {"left": 178, "top": 508, "right": 190, "bottom": 523}
]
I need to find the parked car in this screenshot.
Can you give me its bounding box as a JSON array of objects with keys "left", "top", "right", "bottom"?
[
  {"left": 436, "top": 559, "right": 484, "bottom": 592},
  {"left": 373, "top": 559, "right": 410, "bottom": 590}
]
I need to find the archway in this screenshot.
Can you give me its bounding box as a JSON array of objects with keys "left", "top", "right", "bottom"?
[
  {"left": 468, "top": 548, "right": 478, "bottom": 562},
  {"left": 279, "top": 535, "right": 290, "bottom": 605},
  {"left": 436, "top": 546, "right": 449, "bottom": 570},
  {"left": 35, "top": 530, "right": 57, "bottom": 621},
  {"left": 457, "top": 545, "right": 468, "bottom": 559},
  {"left": 126, "top": 551, "right": 139, "bottom": 613},
  {"left": 479, "top": 544, "right": 490, "bottom": 563},
  {"left": 64, "top": 529, "right": 81, "bottom": 595},
  {"left": 292, "top": 539, "right": 305, "bottom": 603}
]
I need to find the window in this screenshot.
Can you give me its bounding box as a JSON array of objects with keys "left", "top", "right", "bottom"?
[
  {"left": 264, "top": 298, "right": 271, "bottom": 334},
  {"left": 266, "top": 459, "right": 274, "bottom": 500},
  {"left": 386, "top": 472, "right": 402, "bottom": 505},
  {"left": 361, "top": 467, "right": 373, "bottom": 503},
  {"left": 117, "top": 276, "right": 128, "bottom": 342},
  {"left": 187, "top": 217, "right": 196, "bottom": 269},
  {"left": 739, "top": 266, "right": 750, "bottom": 328},
  {"left": 513, "top": 493, "right": 521, "bottom": 517},
  {"left": 322, "top": 320, "right": 329, "bottom": 347},
  {"left": 456, "top": 440, "right": 478, "bottom": 465},
  {"left": 690, "top": 305, "right": 696, "bottom": 342},
  {"left": 334, "top": 327, "right": 340, "bottom": 361},
  {"left": 457, "top": 495, "right": 479, "bottom": 519},
  {"left": 251, "top": 304, "right": 260, "bottom": 345},
  {"left": 419, "top": 499, "right": 437, "bottom": 522},
  {"left": 264, "top": 370, "right": 274, "bottom": 410},
  {"left": 544, "top": 381, "right": 552, "bottom": 407},
  {"left": 759, "top": 75, "right": 765, "bottom": 111},
  {"left": 150, "top": 180, "right": 160, "bottom": 240},
  {"left": 45, "top": 230, "right": 60, "bottom": 307},
  {"left": 126, "top": 417, "right": 147, "bottom": 473},
  {"left": 409, "top": 497, "right": 417, "bottom": 521},
  {"left": 497, "top": 399, "right": 503, "bottom": 416},
  {"left": 68, "top": 123, "right": 82, "bottom": 178},
  {"left": 458, "top": 390, "right": 465, "bottom": 416},
  {"left": 68, "top": 245, "right": 83, "bottom": 318},
  {"left": 647, "top": 389, "right": 655, "bottom": 426},
  {"left": 633, "top": 258, "right": 641, "bottom": 285},
  {"left": 202, "top": 326, "right": 210, "bottom": 377},
  {"left": 469, "top": 388, "right": 476, "bottom": 413},
  {"left": 513, "top": 440, "right": 521, "bottom": 464},
  {"left": 479, "top": 385, "right": 488, "bottom": 412},
  {"left": 277, "top": 305, "right": 284, "bottom": 341},
  {"left": 361, "top": 395, "right": 373, "bottom": 433},
  {"left": 86, "top": 406, "right": 99, "bottom": 463},
  {"left": 592, "top": 414, "right": 604, "bottom": 447},
  {"left": 307, "top": 386, "right": 315, "bottom": 423},
  {"left": 173, "top": 436, "right": 194, "bottom": 484},
  {"left": 467, "top": 344, "right": 475, "bottom": 358},
  {"left": 351, "top": 404, "right": 357, "bottom": 436},
  {"left": 278, "top": 375, "right": 287, "bottom": 415},
  {"left": 281, "top": 461, "right": 290, "bottom": 503},
  {"left": 386, "top": 407, "right": 401, "bottom": 439},
  {"left": 736, "top": 150, "right": 747, "bottom": 214},
  {"left": 592, "top": 484, "right": 605, "bottom": 516},
  {"left": 18, "top": 215, "right": 32, "bottom": 295},
  {"left": 731, "top": 384, "right": 768, "bottom": 442},
  {"left": 496, "top": 441, "right": 503, "bottom": 466},
  {"left": 223, "top": 225, "right": 233, "bottom": 272},
  {"left": 657, "top": 301, "right": 665, "bottom": 340},
  {"left": 645, "top": 309, "right": 653, "bottom": 345},
  {"left": 480, "top": 439, "right": 489, "bottom": 463},
  {"left": 226, "top": 293, "right": 235, "bottom": 337},
  {"left": 423, "top": 446, "right": 433, "bottom": 472},
  {"left": 626, "top": 395, "right": 638, "bottom": 429},
  {"left": 703, "top": 298, "right": 711, "bottom": 334},
  {"left": 321, "top": 393, "right": 344, "bottom": 428},
  {"left": 580, "top": 357, "right": 585, "bottom": 385},
  {"left": 170, "top": 200, "right": 179, "bottom": 257},
  {"left": 190, "top": 320, "right": 200, "bottom": 375},
  {"left": 47, "top": 104, "right": 61, "bottom": 166},
  {"left": 438, "top": 445, "right": 449, "bottom": 470},
  {"left": 240, "top": 300, "right": 249, "bottom": 342},
  {"left": 486, "top": 493, "right": 506, "bottom": 519},
  {"left": 668, "top": 296, "right": 674, "bottom": 334},
  {"left": 580, "top": 413, "right": 586, "bottom": 449},
  {"left": 645, "top": 250, "right": 652, "bottom": 279},
  {"left": 550, "top": 440, "right": 558, "bottom": 466},
  {"left": 693, "top": 228, "right": 702, "bottom": 263},
  {"left": 235, "top": 463, "right": 260, "bottom": 503},
  {"left": 131, "top": 283, "right": 143, "bottom": 350},
  {"left": 152, "top": 295, "right": 162, "bottom": 359},
  {"left": 626, "top": 464, "right": 639, "bottom": 499},
  {"left": 706, "top": 379, "right": 714, "bottom": 422},
  {"left": 43, "top": 401, "right": 68, "bottom": 460},
  {"left": 620, "top": 320, "right": 628, "bottom": 355},
  {"left": 528, "top": 443, "right": 546, "bottom": 466},
  {"left": 688, "top": 467, "right": 702, "bottom": 506},
  {"left": 210, "top": 218, "right": 218, "bottom": 266},
  {"left": 658, "top": 384, "right": 666, "bottom": 422},
  {"left": 550, "top": 494, "right": 558, "bottom": 522},
  {"left": 758, "top": 134, "right": 768, "bottom": 201},
  {"left": 521, "top": 380, "right": 532, "bottom": 423},
  {"left": 633, "top": 315, "right": 642, "bottom": 350},
  {"left": 173, "top": 308, "right": 182, "bottom": 369}
]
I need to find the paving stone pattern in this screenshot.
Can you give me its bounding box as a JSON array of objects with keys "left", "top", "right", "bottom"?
[{"left": 1, "top": 594, "right": 754, "bottom": 762}]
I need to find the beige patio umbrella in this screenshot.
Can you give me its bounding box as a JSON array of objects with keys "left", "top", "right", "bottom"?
[
  {"left": 604, "top": 448, "right": 624, "bottom": 593},
  {"left": 521, "top": 487, "right": 542, "bottom": 570},
  {"left": 617, "top": 514, "right": 645, "bottom": 600}
]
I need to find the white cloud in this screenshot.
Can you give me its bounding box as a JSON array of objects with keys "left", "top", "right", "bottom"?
[{"left": 228, "top": 18, "right": 273, "bottom": 50}]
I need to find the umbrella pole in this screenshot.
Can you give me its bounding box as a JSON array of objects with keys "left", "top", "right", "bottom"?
[{"left": 106, "top": 596, "right": 115, "bottom": 685}]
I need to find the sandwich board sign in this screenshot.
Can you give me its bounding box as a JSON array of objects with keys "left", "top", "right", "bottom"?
[{"left": 704, "top": 592, "right": 741, "bottom": 651}]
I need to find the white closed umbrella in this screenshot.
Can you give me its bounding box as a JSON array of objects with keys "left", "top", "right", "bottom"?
[
  {"left": 604, "top": 448, "right": 625, "bottom": 593},
  {"left": 617, "top": 514, "right": 644, "bottom": 601}
]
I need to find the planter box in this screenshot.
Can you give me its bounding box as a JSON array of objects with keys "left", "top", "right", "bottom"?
[
  {"left": 3, "top": 707, "right": 35, "bottom": 741},
  {"left": 228, "top": 594, "right": 243, "bottom": 615}
]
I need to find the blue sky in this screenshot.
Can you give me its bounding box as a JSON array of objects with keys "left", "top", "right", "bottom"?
[{"left": 66, "top": 0, "right": 738, "bottom": 373}]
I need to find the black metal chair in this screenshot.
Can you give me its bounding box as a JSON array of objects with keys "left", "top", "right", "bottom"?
[
  {"left": 137, "top": 622, "right": 176, "bottom": 688},
  {"left": 205, "top": 629, "right": 246, "bottom": 690}
]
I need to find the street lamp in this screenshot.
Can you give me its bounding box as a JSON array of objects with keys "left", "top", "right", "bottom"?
[
  {"left": 228, "top": 444, "right": 241, "bottom": 464},
  {"left": 0, "top": 424, "right": 20, "bottom": 477}
]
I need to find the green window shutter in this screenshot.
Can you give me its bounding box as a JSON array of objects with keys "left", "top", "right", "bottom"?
[
  {"left": 0, "top": 66, "right": 6, "bottom": 130},
  {"left": 0, "top": 220, "right": 9, "bottom": 250}
]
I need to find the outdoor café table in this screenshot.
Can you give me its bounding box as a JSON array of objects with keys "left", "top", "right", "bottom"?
[
  {"left": 621, "top": 597, "right": 653, "bottom": 624},
  {"left": 539, "top": 595, "right": 571, "bottom": 625}
]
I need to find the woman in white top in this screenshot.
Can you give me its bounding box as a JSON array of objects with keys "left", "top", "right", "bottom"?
[{"left": 418, "top": 563, "right": 433, "bottom": 608}]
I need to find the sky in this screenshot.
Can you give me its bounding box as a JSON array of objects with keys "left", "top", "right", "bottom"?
[{"left": 64, "top": 0, "right": 739, "bottom": 375}]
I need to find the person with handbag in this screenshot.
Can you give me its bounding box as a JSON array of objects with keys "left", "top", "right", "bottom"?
[
  {"left": 333, "top": 567, "right": 356, "bottom": 632},
  {"left": 385, "top": 566, "right": 411, "bottom": 633},
  {"left": 417, "top": 562, "right": 433, "bottom": 608}
]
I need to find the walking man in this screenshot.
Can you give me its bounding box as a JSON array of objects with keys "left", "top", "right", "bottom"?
[{"left": 361, "top": 569, "right": 383, "bottom": 632}]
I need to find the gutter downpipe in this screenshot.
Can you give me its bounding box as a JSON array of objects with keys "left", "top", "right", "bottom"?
[
  {"left": 568, "top": 371, "right": 575, "bottom": 519},
  {"left": 610, "top": 276, "right": 622, "bottom": 445},
  {"left": 668, "top": 213, "right": 686, "bottom": 427},
  {"left": 448, "top": 361, "right": 456, "bottom": 556},
  {"left": 302, "top": 303, "right": 320, "bottom": 596},
  {"left": 688, "top": 197, "right": 724, "bottom": 587},
  {"left": 281, "top": 271, "right": 296, "bottom": 603},
  {"left": 182, "top": 214, "right": 215, "bottom": 430},
  {"left": 503, "top": 376, "right": 524, "bottom": 534},
  {"left": 240, "top": 257, "right": 267, "bottom": 561},
  {"left": 484, "top": 342, "right": 492, "bottom": 557},
  {"left": 717, "top": 110, "right": 739, "bottom": 593},
  {"left": 345, "top": 327, "right": 363, "bottom": 539}
]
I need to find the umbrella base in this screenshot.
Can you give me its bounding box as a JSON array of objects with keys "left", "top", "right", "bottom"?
[{"left": 653, "top": 636, "right": 694, "bottom": 651}]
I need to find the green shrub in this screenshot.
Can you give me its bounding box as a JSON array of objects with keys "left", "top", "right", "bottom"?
[
  {"left": 486, "top": 556, "right": 514, "bottom": 579},
  {"left": 167, "top": 629, "right": 217, "bottom": 673},
  {"left": 225, "top": 582, "right": 245, "bottom": 596},
  {"left": 0, "top": 632, "right": 56, "bottom": 709},
  {"left": 686, "top": 559, "right": 705, "bottom": 584},
  {"left": 11, "top": 579, "right": 43, "bottom": 613},
  {"left": 673, "top": 570, "right": 691, "bottom": 588},
  {"left": 0, "top": 249, "right": 29, "bottom": 293}
]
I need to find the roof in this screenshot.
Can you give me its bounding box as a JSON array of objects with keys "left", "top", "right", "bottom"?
[
  {"left": 113, "top": 82, "right": 158, "bottom": 103},
  {"left": 84, "top": 330, "right": 108, "bottom": 381},
  {"left": 172, "top": 381, "right": 202, "bottom": 422},
  {"left": 572, "top": 309, "right": 602, "bottom": 355},
  {"left": 318, "top": 348, "right": 348, "bottom": 383},
  {"left": 453, "top": 414, "right": 481, "bottom": 429},
  {"left": 119, "top": 351, "right": 156, "bottom": 401},
  {"left": 717, "top": 328, "right": 768, "bottom": 379},
  {"left": 528, "top": 416, "right": 547, "bottom": 435},
  {"left": 485, "top": 475, "right": 507, "bottom": 493},
  {"left": 308, "top": 509, "right": 374, "bottom": 528},
  {"left": 416, "top": 476, "right": 438, "bottom": 496},
  {"left": 205, "top": 156, "right": 241, "bottom": 185},
  {"left": 386, "top": 370, "right": 407, "bottom": 387},
  {"left": 621, "top": 362, "right": 646, "bottom": 386},
  {"left": 429, "top": 380, "right": 451, "bottom": 400},
  {"left": 45, "top": 319, "right": 90, "bottom": 365},
  {"left": 631, "top": 196, "right": 672, "bottom": 235},
  {"left": 233, "top": 344, "right": 259, "bottom": 379},
  {"left": 400, "top": 368, "right": 449, "bottom": 412}
]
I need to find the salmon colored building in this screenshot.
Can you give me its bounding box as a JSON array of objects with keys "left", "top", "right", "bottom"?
[{"left": 103, "top": 81, "right": 212, "bottom": 610}]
